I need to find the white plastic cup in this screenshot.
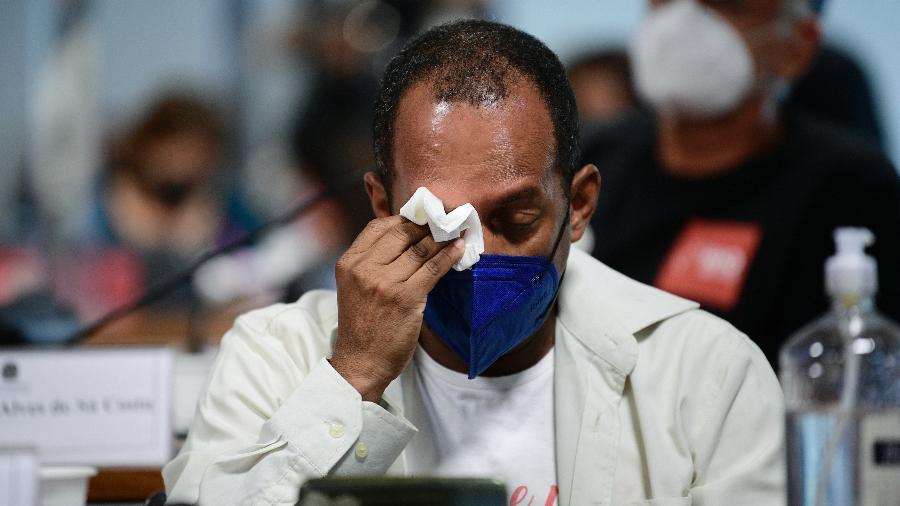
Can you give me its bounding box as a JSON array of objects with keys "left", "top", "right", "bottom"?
[{"left": 38, "top": 466, "right": 97, "bottom": 506}]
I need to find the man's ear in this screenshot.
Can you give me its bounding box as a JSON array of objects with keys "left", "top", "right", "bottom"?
[
  {"left": 364, "top": 171, "right": 392, "bottom": 218},
  {"left": 778, "top": 18, "right": 821, "bottom": 81},
  {"left": 569, "top": 164, "right": 600, "bottom": 243}
]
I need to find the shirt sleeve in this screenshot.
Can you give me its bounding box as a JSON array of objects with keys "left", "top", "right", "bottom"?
[
  {"left": 162, "top": 312, "right": 417, "bottom": 506},
  {"left": 687, "top": 329, "right": 786, "bottom": 506}
]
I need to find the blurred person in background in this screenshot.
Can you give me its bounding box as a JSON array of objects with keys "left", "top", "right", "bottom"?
[
  {"left": 250, "top": 0, "right": 489, "bottom": 301},
  {"left": 567, "top": 48, "right": 637, "bottom": 128},
  {"left": 288, "top": 0, "right": 489, "bottom": 240},
  {"left": 567, "top": 48, "right": 639, "bottom": 195},
  {"left": 582, "top": 0, "right": 900, "bottom": 367},
  {"left": 84, "top": 92, "right": 259, "bottom": 309},
  {"left": 188, "top": 0, "right": 492, "bottom": 308}
]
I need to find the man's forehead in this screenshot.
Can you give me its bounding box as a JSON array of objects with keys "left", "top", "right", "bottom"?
[
  {"left": 395, "top": 159, "right": 555, "bottom": 213},
  {"left": 391, "top": 77, "right": 556, "bottom": 202}
]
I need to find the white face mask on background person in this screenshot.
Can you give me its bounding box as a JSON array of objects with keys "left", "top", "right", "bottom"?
[{"left": 630, "top": 0, "right": 769, "bottom": 120}]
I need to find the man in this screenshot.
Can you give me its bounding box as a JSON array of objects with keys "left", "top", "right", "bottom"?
[
  {"left": 164, "top": 20, "right": 784, "bottom": 505},
  {"left": 584, "top": 0, "right": 900, "bottom": 366}
]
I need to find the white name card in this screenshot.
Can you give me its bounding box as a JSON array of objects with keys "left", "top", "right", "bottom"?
[
  {"left": 0, "top": 347, "right": 172, "bottom": 467},
  {"left": 0, "top": 447, "right": 38, "bottom": 506}
]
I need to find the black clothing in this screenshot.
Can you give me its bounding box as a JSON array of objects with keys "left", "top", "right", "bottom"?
[
  {"left": 582, "top": 109, "right": 900, "bottom": 366},
  {"left": 291, "top": 74, "right": 378, "bottom": 238},
  {"left": 790, "top": 45, "right": 884, "bottom": 148}
]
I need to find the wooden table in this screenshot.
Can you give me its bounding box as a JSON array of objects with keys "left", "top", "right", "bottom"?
[{"left": 88, "top": 467, "right": 165, "bottom": 503}]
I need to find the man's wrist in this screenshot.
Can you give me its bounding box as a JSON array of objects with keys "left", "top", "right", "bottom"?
[{"left": 328, "top": 357, "right": 391, "bottom": 403}]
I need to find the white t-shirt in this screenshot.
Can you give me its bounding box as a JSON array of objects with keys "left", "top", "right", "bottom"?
[{"left": 412, "top": 345, "right": 558, "bottom": 505}]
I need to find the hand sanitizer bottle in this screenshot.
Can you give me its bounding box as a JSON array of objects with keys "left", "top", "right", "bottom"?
[{"left": 781, "top": 228, "right": 900, "bottom": 506}]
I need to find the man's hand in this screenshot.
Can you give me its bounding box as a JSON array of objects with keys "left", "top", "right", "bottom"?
[{"left": 330, "top": 215, "right": 465, "bottom": 402}]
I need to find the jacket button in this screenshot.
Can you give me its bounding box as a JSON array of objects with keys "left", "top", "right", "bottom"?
[
  {"left": 355, "top": 442, "right": 369, "bottom": 459},
  {"left": 328, "top": 422, "right": 345, "bottom": 439}
]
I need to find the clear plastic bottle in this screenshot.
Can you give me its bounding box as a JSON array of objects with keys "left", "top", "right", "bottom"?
[{"left": 781, "top": 228, "right": 900, "bottom": 506}]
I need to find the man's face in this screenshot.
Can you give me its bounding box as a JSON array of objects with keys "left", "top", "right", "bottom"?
[
  {"left": 138, "top": 133, "right": 218, "bottom": 186},
  {"left": 388, "top": 77, "right": 570, "bottom": 274}
]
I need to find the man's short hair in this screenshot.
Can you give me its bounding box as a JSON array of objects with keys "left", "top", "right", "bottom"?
[{"left": 373, "top": 20, "right": 580, "bottom": 199}]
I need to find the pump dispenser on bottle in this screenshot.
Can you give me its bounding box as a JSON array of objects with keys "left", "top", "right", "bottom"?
[
  {"left": 781, "top": 228, "right": 900, "bottom": 506},
  {"left": 826, "top": 228, "right": 877, "bottom": 306}
]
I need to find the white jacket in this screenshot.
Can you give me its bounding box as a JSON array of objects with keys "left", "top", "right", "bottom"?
[{"left": 163, "top": 249, "right": 785, "bottom": 505}]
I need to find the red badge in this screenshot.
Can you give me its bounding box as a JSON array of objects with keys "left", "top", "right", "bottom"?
[{"left": 655, "top": 219, "right": 762, "bottom": 311}]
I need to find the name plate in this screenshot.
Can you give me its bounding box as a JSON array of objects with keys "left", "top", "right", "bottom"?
[{"left": 0, "top": 347, "right": 172, "bottom": 467}]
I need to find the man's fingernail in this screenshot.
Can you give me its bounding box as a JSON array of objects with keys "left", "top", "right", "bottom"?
[{"left": 453, "top": 238, "right": 465, "bottom": 250}]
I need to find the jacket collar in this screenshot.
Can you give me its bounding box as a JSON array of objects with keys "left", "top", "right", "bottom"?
[{"left": 556, "top": 248, "right": 698, "bottom": 375}]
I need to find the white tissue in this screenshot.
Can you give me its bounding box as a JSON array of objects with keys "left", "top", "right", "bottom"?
[{"left": 399, "top": 187, "right": 484, "bottom": 270}]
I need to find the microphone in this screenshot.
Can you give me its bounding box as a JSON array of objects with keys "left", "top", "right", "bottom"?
[{"left": 63, "top": 179, "right": 356, "bottom": 346}]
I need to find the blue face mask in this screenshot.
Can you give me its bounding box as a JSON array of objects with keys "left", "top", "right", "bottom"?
[{"left": 422, "top": 213, "right": 567, "bottom": 378}]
